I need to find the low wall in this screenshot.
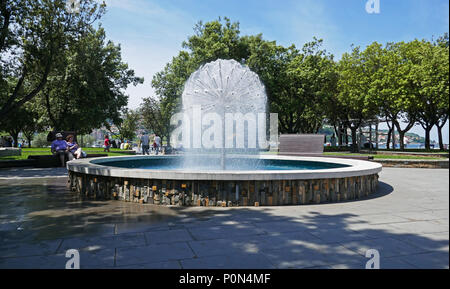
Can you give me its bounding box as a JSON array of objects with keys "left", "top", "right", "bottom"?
[
  {"left": 375, "top": 159, "right": 449, "bottom": 169},
  {"left": 68, "top": 171, "right": 379, "bottom": 207},
  {"left": 279, "top": 134, "right": 325, "bottom": 155},
  {"left": 0, "top": 148, "right": 21, "bottom": 157}
]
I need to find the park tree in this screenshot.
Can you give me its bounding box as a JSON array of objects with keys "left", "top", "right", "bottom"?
[
  {"left": 368, "top": 41, "right": 419, "bottom": 150},
  {"left": 245, "top": 38, "right": 300, "bottom": 133},
  {"left": 284, "top": 39, "right": 338, "bottom": 133},
  {"left": 153, "top": 18, "right": 338, "bottom": 136},
  {"left": 0, "top": 0, "right": 106, "bottom": 122},
  {"left": 414, "top": 38, "right": 449, "bottom": 149},
  {"left": 152, "top": 17, "right": 252, "bottom": 125},
  {"left": 337, "top": 46, "right": 378, "bottom": 152},
  {"left": 140, "top": 96, "right": 173, "bottom": 145},
  {"left": 112, "top": 108, "right": 140, "bottom": 142},
  {"left": 21, "top": 104, "right": 44, "bottom": 147},
  {"left": 434, "top": 34, "right": 449, "bottom": 150},
  {"left": 1, "top": 104, "right": 39, "bottom": 146},
  {"left": 34, "top": 27, "right": 143, "bottom": 134}
]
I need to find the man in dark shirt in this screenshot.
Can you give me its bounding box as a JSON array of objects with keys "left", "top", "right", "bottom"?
[{"left": 51, "top": 133, "right": 73, "bottom": 167}]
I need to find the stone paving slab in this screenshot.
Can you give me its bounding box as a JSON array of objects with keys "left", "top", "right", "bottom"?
[
  {"left": 117, "top": 260, "right": 182, "bottom": 269},
  {"left": 0, "top": 167, "right": 68, "bottom": 179},
  {"left": 309, "top": 228, "right": 373, "bottom": 244},
  {"left": 145, "top": 229, "right": 193, "bottom": 244},
  {"left": 188, "top": 224, "right": 266, "bottom": 240},
  {"left": 181, "top": 253, "right": 276, "bottom": 269},
  {"left": 263, "top": 243, "right": 365, "bottom": 269},
  {"left": 188, "top": 237, "right": 256, "bottom": 258},
  {"left": 0, "top": 167, "right": 448, "bottom": 269},
  {"left": 340, "top": 237, "right": 429, "bottom": 258},
  {"left": 115, "top": 243, "right": 195, "bottom": 267},
  {"left": 397, "top": 251, "right": 450, "bottom": 269},
  {"left": 0, "top": 248, "right": 115, "bottom": 269},
  {"left": 387, "top": 221, "right": 449, "bottom": 235},
  {"left": 0, "top": 239, "right": 62, "bottom": 258},
  {"left": 58, "top": 233, "right": 146, "bottom": 253}
]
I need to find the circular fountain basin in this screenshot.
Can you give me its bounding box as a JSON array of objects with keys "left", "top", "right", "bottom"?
[{"left": 67, "top": 155, "right": 382, "bottom": 206}]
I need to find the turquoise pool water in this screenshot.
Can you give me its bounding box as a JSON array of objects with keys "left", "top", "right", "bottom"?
[{"left": 94, "top": 157, "right": 350, "bottom": 171}]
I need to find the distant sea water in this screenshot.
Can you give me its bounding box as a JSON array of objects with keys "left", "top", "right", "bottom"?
[{"left": 377, "top": 143, "right": 439, "bottom": 149}]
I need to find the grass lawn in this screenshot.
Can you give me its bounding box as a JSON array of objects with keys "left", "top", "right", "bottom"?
[
  {"left": 323, "top": 152, "right": 446, "bottom": 160},
  {"left": 0, "top": 148, "right": 130, "bottom": 161},
  {"left": 1, "top": 148, "right": 447, "bottom": 161}
]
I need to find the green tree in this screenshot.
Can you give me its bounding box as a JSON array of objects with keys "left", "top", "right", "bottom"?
[
  {"left": 434, "top": 34, "right": 449, "bottom": 150},
  {"left": 113, "top": 109, "right": 140, "bottom": 142},
  {"left": 152, "top": 17, "right": 252, "bottom": 126},
  {"left": 414, "top": 38, "right": 449, "bottom": 149},
  {"left": 368, "top": 41, "right": 419, "bottom": 150},
  {"left": 284, "top": 39, "right": 337, "bottom": 133},
  {"left": 140, "top": 96, "right": 173, "bottom": 145},
  {"left": 153, "top": 18, "right": 337, "bottom": 136},
  {"left": 337, "top": 46, "right": 378, "bottom": 152},
  {"left": 0, "top": 0, "right": 106, "bottom": 121},
  {"left": 35, "top": 27, "right": 143, "bottom": 134}
]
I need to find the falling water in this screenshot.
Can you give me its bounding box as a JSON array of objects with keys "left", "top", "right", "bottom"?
[{"left": 180, "top": 59, "right": 268, "bottom": 170}]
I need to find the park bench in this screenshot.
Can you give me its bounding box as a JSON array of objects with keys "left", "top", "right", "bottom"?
[
  {"left": 28, "top": 154, "right": 107, "bottom": 168},
  {"left": 278, "top": 134, "right": 325, "bottom": 156},
  {"left": 278, "top": 134, "right": 373, "bottom": 161}
]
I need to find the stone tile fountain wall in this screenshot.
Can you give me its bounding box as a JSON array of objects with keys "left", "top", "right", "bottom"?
[{"left": 68, "top": 171, "right": 379, "bottom": 206}]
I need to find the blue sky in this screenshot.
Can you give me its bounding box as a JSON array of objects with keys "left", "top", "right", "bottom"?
[{"left": 98, "top": 0, "right": 449, "bottom": 143}]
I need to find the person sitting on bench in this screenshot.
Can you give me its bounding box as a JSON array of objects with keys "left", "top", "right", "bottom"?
[
  {"left": 66, "top": 135, "right": 86, "bottom": 159},
  {"left": 51, "top": 133, "right": 73, "bottom": 167}
]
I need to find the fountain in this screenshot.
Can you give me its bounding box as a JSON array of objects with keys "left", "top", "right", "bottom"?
[
  {"left": 178, "top": 59, "right": 268, "bottom": 170},
  {"left": 67, "top": 59, "right": 382, "bottom": 206}
]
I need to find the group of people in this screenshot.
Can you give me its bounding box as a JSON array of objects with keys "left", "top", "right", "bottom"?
[
  {"left": 139, "top": 133, "right": 161, "bottom": 155},
  {"left": 0, "top": 136, "right": 14, "bottom": 147},
  {"left": 103, "top": 135, "right": 133, "bottom": 151},
  {"left": 51, "top": 133, "right": 85, "bottom": 167}
]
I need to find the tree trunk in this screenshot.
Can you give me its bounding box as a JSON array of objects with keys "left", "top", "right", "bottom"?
[
  {"left": 375, "top": 121, "right": 379, "bottom": 150},
  {"left": 391, "top": 121, "right": 396, "bottom": 150},
  {"left": 386, "top": 127, "right": 392, "bottom": 150},
  {"left": 437, "top": 126, "right": 444, "bottom": 150},
  {"left": 393, "top": 120, "right": 415, "bottom": 151},
  {"left": 25, "top": 135, "right": 33, "bottom": 148},
  {"left": 11, "top": 132, "right": 18, "bottom": 148},
  {"left": 398, "top": 132, "right": 405, "bottom": 151},
  {"left": 424, "top": 126, "right": 432, "bottom": 150},
  {"left": 436, "top": 116, "right": 448, "bottom": 151},
  {"left": 344, "top": 126, "right": 349, "bottom": 146},
  {"left": 351, "top": 127, "right": 359, "bottom": 153}
]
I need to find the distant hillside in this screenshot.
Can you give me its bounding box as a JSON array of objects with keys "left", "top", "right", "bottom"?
[{"left": 318, "top": 127, "right": 429, "bottom": 144}]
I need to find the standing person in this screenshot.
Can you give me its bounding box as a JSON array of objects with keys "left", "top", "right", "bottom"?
[
  {"left": 104, "top": 135, "right": 111, "bottom": 152},
  {"left": 152, "top": 139, "right": 157, "bottom": 154},
  {"left": 154, "top": 135, "right": 161, "bottom": 155},
  {"left": 140, "top": 133, "right": 150, "bottom": 155},
  {"left": 5, "top": 137, "right": 12, "bottom": 147},
  {"left": 51, "top": 133, "right": 73, "bottom": 167},
  {"left": 331, "top": 134, "right": 337, "bottom": 147}
]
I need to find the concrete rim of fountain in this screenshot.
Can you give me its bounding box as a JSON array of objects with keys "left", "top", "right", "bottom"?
[{"left": 67, "top": 155, "right": 382, "bottom": 181}]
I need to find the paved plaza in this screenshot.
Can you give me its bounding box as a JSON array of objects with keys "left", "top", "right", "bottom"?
[{"left": 0, "top": 167, "right": 448, "bottom": 269}]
